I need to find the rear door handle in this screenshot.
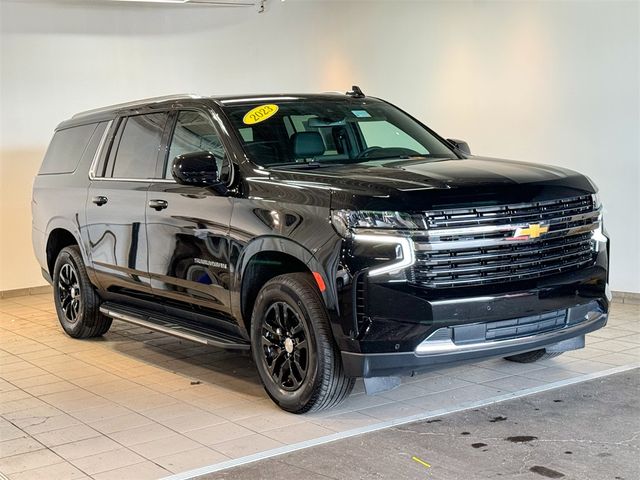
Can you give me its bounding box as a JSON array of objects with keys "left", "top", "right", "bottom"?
[
  {"left": 148, "top": 199, "right": 168, "bottom": 211},
  {"left": 92, "top": 196, "right": 108, "bottom": 206}
]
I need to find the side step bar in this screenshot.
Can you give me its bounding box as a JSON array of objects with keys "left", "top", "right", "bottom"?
[{"left": 99, "top": 303, "right": 250, "bottom": 350}]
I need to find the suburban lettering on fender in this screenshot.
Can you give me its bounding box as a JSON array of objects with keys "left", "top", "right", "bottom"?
[{"left": 194, "top": 258, "right": 227, "bottom": 269}]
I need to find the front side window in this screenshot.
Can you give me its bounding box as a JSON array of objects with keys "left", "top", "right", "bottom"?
[
  {"left": 165, "top": 110, "right": 226, "bottom": 179},
  {"left": 108, "top": 113, "right": 167, "bottom": 179},
  {"left": 221, "top": 99, "right": 456, "bottom": 167}
]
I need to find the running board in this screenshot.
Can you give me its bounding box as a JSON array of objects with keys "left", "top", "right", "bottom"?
[{"left": 99, "top": 303, "right": 250, "bottom": 350}]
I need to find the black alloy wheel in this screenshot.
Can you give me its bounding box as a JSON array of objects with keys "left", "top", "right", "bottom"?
[
  {"left": 251, "top": 273, "right": 354, "bottom": 414},
  {"left": 52, "top": 246, "right": 112, "bottom": 338},
  {"left": 57, "top": 263, "right": 81, "bottom": 323},
  {"left": 261, "top": 301, "right": 309, "bottom": 391}
]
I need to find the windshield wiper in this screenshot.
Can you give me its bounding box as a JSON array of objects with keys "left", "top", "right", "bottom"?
[
  {"left": 268, "top": 161, "right": 327, "bottom": 170},
  {"left": 348, "top": 154, "right": 425, "bottom": 163},
  {"left": 349, "top": 155, "right": 453, "bottom": 164}
]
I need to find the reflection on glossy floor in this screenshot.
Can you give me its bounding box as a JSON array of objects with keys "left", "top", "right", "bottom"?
[{"left": 0, "top": 293, "right": 638, "bottom": 480}]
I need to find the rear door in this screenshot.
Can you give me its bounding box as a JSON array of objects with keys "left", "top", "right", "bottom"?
[
  {"left": 146, "top": 109, "right": 235, "bottom": 325},
  {"left": 86, "top": 112, "right": 169, "bottom": 301}
]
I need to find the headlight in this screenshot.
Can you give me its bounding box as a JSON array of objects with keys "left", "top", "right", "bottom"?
[
  {"left": 353, "top": 234, "right": 416, "bottom": 277},
  {"left": 331, "top": 209, "right": 426, "bottom": 235},
  {"left": 331, "top": 210, "right": 419, "bottom": 277}
]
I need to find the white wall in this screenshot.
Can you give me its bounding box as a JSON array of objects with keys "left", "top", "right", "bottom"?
[{"left": 1, "top": 0, "right": 638, "bottom": 292}]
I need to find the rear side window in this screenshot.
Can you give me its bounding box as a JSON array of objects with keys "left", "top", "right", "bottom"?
[
  {"left": 81, "top": 122, "right": 108, "bottom": 172},
  {"left": 39, "top": 123, "right": 98, "bottom": 174},
  {"left": 108, "top": 113, "right": 168, "bottom": 179}
]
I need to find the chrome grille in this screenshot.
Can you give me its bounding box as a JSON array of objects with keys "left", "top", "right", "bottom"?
[
  {"left": 410, "top": 195, "right": 599, "bottom": 288},
  {"left": 423, "top": 195, "right": 594, "bottom": 230}
]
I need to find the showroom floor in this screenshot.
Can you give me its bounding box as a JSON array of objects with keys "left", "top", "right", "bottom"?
[
  {"left": 204, "top": 370, "right": 639, "bottom": 480},
  {"left": 0, "top": 294, "right": 638, "bottom": 480}
]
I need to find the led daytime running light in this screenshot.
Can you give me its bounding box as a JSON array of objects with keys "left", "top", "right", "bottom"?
[{"left": 352, "top": 234, "right": 416, "bottom": 277}]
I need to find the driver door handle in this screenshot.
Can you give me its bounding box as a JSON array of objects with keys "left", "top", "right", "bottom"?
[
  {"left": 148, "top": 199, "right": 168, "bottom": 211},
  {"left": 92, "top": 195, "right": 108, "bottom": 206}
]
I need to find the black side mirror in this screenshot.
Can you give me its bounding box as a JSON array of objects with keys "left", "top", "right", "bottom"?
[
  {"left": 172, "top": 152, "right": 225, "bottom": 191},
  {"left": 447, "top": 138, "right": 471, "bottom": 155}
]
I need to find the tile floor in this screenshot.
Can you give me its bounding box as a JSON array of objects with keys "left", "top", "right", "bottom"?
[{"left": 0, "top": 294, "right": 638, "bottom": 480}]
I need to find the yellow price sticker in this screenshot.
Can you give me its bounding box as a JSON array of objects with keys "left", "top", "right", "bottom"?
[{"left": 243, "top": 104, "right": 279, "bottom": 125}]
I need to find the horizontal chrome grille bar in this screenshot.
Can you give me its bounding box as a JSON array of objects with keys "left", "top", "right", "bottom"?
[
  {"left": 414, "top": 223, "right": 598, "bottom": 252},
  {"left": 418, "top": 235, "right": 592, "bottom": 266},
  {"left": 418, "top": 249, "right": 591, "bottom": 277},
  {"left": 414, "top": 258, "right": 594, "bottom": 288},
  {"left": 425, "top": 195, "right": 594, "bottom": 229},
  {"left": 423, "top": 209, "right": 600, "bottom": 238}
]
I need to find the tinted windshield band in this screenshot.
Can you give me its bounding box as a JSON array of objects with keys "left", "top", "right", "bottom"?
[{"left": 222, "top": 99, "right": 456, "bottom": 168}]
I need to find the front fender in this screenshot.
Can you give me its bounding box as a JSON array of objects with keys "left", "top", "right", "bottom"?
[{"left": 230, "top": 235, "right": 339, "bottom": 338}]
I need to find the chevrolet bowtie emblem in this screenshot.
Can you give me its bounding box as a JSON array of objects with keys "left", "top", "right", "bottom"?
[{"left": 511, "top": 223, "right": 549, "bottom": 240}]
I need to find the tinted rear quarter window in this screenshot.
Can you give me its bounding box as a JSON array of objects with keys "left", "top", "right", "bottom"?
[{"left": 39, "top": 123, "right": 99, "bottom": 174}]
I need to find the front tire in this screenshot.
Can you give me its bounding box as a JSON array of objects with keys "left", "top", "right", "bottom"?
[
  {"left": 53, "top": 246, "right": 112, "bottom": 339},
  {"left": 251, "top": 273, "right": 354, "bottom": 414}
]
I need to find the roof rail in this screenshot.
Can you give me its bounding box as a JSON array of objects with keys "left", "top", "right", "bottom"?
[{"left": 72, "top": 94, "right": 203, "bottom": 119}]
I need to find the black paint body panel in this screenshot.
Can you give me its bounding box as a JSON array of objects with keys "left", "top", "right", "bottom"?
[{"left": 32, "top": 93, "right": 610, "bottom": 378}]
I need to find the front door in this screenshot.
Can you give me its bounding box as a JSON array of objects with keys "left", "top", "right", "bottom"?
[
  {"left": 146, "top": 109, "right": 234, "bottom": 324},
  {"left": 86, "top": 112, "right": 169, "bottom": 300}
]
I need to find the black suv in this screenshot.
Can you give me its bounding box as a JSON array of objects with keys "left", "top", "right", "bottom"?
[{"left": 32, "top": 89, "right": 610, "bottom": 413}]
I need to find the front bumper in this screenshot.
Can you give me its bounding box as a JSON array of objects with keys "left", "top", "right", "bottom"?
[
  {"left": 330, "top": 210, "right": 610, "bottom": 378},
  {"left": 342, "top": 301, "right": 608, "bottom": 378}
]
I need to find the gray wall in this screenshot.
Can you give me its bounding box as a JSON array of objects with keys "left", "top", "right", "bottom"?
[{"left": 1, "top": 0, "right": 638, "bottom": 292}]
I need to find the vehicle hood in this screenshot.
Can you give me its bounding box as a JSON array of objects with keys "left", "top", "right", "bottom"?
[{"left": 264, "top": 157, "right": 596, "bottom": 211}]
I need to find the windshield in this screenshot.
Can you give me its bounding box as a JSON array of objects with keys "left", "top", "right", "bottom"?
[{"left": 221, "top": 97, "right": 457, "bottom": 167}]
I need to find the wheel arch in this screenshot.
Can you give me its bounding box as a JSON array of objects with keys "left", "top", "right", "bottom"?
[
  {"left": 45, "top": 226, "right": 81, "bottom": 277},
  {"left": 234, "top": 236, "right": 335, "bottom": 335}
]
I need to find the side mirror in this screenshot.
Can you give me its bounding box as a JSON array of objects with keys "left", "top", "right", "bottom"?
[
  {"left": 171, "top": 151, "right": 223, "bottom": 188},
  {"left": 447, "top": 138, "right": 471, "bottom": 155}
]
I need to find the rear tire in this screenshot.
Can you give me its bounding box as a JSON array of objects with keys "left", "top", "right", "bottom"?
[
  {"left": 53, "top": 246, "right": 112, "bottom": 338},
  {"left": 251, "top": 273, "right": 354, "bottom": 413},
  {"left": 504, "top": 349, "right": 563, "bottom": 363}
]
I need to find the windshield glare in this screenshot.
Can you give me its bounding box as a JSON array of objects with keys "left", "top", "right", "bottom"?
[{"left": 221, "top": 98, "right": 456, "bottom": 167}]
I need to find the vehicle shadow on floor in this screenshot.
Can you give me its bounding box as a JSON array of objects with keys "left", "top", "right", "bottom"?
[{"left": 91, "top": 319, "right": 268, "bottom": 399}]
